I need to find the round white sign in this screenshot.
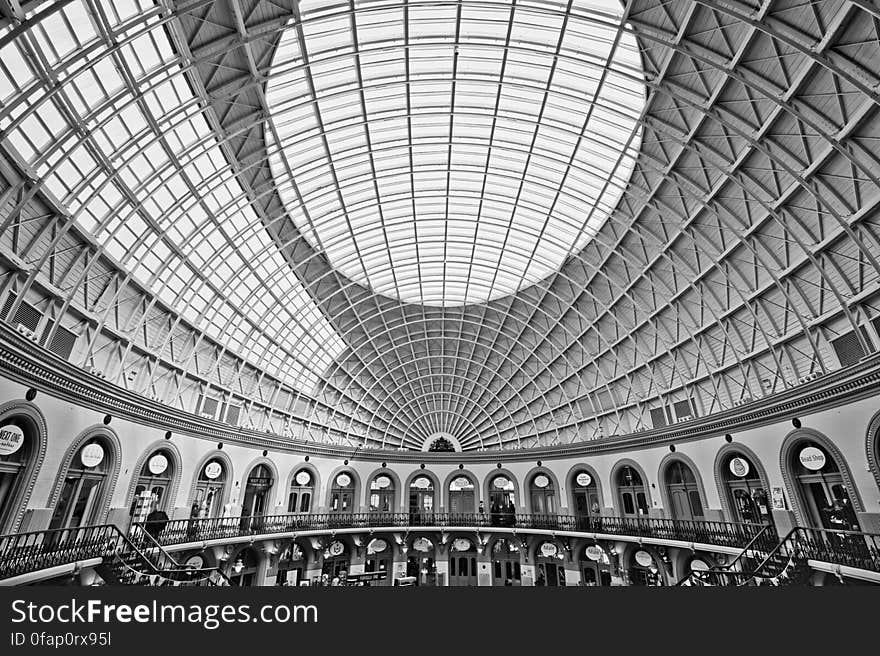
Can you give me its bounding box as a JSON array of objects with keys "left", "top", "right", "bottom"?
[
  {"left": 799, "top": 446, "right": 826, "bottom": 471},
  {"left": 367, "top": 538, "right": 387, "bottom": 554},
  {"left": 328, "top": 541, "right": 345, "bottom": 557},
  {"left": 0, "top": 424, "right": 24, "bottom": 456},
  {"left": 336, "top": 473, "right": 351, "bottom": 487},
  {"left": 585, "top": 545, "right": 604, "bottom": 561},
  {"left": 493, "top": 476, "right": 510, "bottom": 489},
  {"left": 534, "top": 474, "right": 550, "bottom": 489},
  {"left": 540, "top": 542, "right": 558, "bottom": 557},
  {"left": 690, "top": 558, "right": 710, "bottom": 572},
  {"left": 80, "top": 443, "right": 104, "bottom": 468},
  {"left": 204, "top": 461, "right": 222, "bottom": 480},
  {"left": 729, "top": 457, "right": 750, "bottom": 478},
  {"left": 634, "top": 550, "right": 653, "bottom": 567},
  {"left": 450, "top": 477, "right": 472, "bottom": 490},
  {"left": 148, "top": 454, "right": 168, "bottom": 475},
  {"left": 576, "top": 472, "right": 592, "bottom": 487},
  {"left": 295, "top": 470, "right": 311, "bottom": 486},
  {"left": 373, "top": 475, "right": 392, "bottom": 489},
  {"left": 452, "top": 538, "right": 472, "bottom": 552},
  {"left": 413, "top": 537, "right": 432, "bottom": 552},
  {"left": 412, "top": 476, "right": 432, "bottom": 489},
  {"left": 185, "top": 554, "right": 205, "bottom": 569}
]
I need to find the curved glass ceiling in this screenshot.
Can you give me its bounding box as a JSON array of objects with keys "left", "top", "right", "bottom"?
[{"left": 267, "top": 0, "right": 646, "bottom": 306}]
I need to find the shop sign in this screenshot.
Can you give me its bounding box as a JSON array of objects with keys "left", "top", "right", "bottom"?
[
  {"left": 771, "top": 486, "right": 786, "bottom": 510},
  {"left": 413, "top": 537, "right": 432, "bottom": 553},
  {"left": 367, "top": 538, "right": 387, "bottom": 554},
  {"left": 634, "top": 550, "right": 653, "bottom": 567},
  {"left": 450, "top": 477, "right": 472, "bottom": 490},
  {"left": 729, "top": 457, "right": 750, "bottom": 478},
  {"left": 576, "top": 472, "right": 592, "bottom": 487},
  {"left": 493, "top": 476, "right": 510, "bottom": 489},
  {"left": 0, "top": 424, "right": 24, "bottom": 456},
  {"left": 184, "top": 554, "right": 205, "bottom": 569},
  {"left": 80, "top": 443, "right": 104, "bottom": 468},
  {"left": 204, "top": 461, "right": 222, "bottom": 479},
  {"left": 585, "top": 545, "right": 604, "bottom": 561},
  {"left": 336, "top": 473, "right": 351, "bottom": 487},
  {"left": 798, "top": 446, "right": 826, "bottom": 471},
  {"left": 328, "top": 541, "right": 345, "bottom": 557},
  {"left": 690, "top": 559, "right": 710, "bottom": 572},
  {"left": 452, "top": 538, "right": 472, "bottom": 552},
  {"left": 295, "top": 470, "right": 311, "bottom": 486},
  {"left": 412, "top": 476, "right": 432, "bottom": 489},
  {"left": 148, "top": 454, "right": 168, "bottom": 475},
  {"left": 533, "top": 474, "right": 550, "bottom": 488},
  {"left": 373, "top": 475, "right": 392, "bottom": 489},
  {"left": 540, "top": 542, "right": 558, "bottom": 557}
]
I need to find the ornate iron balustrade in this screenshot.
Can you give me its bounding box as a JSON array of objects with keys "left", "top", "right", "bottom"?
[{"left": 136, "top": 512, "right": 768, "bottom": 551}]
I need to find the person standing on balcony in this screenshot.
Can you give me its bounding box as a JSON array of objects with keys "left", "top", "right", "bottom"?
[
  {"left": 187, "top": 502, "right": 200, "bottom": 540},
  {"left": 478, "top": 500, "right": 485, "bottom": 525}
]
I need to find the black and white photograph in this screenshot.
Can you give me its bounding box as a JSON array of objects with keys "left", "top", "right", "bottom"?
[{"left": 0, "top": 0, "right": 878, "bottom": 646}]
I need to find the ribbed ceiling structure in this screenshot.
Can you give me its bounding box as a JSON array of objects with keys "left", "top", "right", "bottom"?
[{"left": 0, "top": 0, "right": 879, "bottom": 451}]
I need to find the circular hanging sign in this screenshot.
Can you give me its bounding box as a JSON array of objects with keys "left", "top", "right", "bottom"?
[
  {"left": 534, "top": 474, "right": 550, "bottom": 488},
  {"left": 373, "top": 475, "right": 392, "bottom": 489},
  {"left": 295, "top": 470, "right": 311, "bottom": 486},
  {"left": 799, "top": 446, "right": 826, "bottom": 471},
  {"left": 328, "top": 541, "right": 345, "bottom": 557},
  {"left": 0, "top": 424, "right": 24, "bottom": 456},
  {"left": 540, "top": 542, "right": 558, "bottom": 557},
  {"left": 204, "top": 461, "right": 222, "bottom": 480},
  {"left": 576, "top": 472, "right": 592, "bottom": 487},
  {"left": 184, "top": 554, "right": 205, "bottom": 569},
  {"left": 412, "top": 476, "right": 432, "bottom": 489},
  {"left": 493, "top": 476, "right": 510, "bottom": 489},
  {"left": 367, "top": 538, "right": 387, "bottom": 554},
  {"left": 450, "top": 477, "right": 472, "bottom": 490},
  {"left": 413, "top": 537, "right": 432, "bottom": 553},
  {"left": 148, "top": 454, "right": 168, "bottom": 475},
  {"left": 634, "top": 550, "right": 653, "bottom": 567},
  {"left": 452, "top": 538, "right": 472, "bottom": 552},
  {"left": 585, "top": 545, "right": 604, "bottom": 561},
  {"left": 336, "top": 473, "right": 351, "bottom": 487},
  {"left": 729, "top": 457, "right": 750, "bottom": 478},
  {"left": 80, "top": 443, "right": 104, "bottom": 468},
  {"left": 690, "top": 558, "right": 710, "bottom": 572}
]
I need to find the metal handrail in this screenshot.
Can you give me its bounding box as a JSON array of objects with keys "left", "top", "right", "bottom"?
[{"left": 676, "top": 523, "right": 778, "bottom": 586}]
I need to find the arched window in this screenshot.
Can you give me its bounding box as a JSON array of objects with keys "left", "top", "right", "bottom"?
[
  {"left": 789, "top": 440, "right": 859, "bottom": 531},
  {"left": 288, "top": 469, "right": 314, "bottom": 513},
  {"left": 49, "top": 437, "right": 112, "bottom": 530},
  {"left": 0, "top": 417, "right": 36, "bottom": 532},
  {"left": 409, "top": 476, "right": 434, "bottom": 523},
  {"left": 369, "top": 474, "right": 395, "bottom": 513},
  {"left": 721, "top": 452, "right": 771, "bottom": 525},
  {"left": 488, "top": 475, "right": 516, "bottom": 526},
  {"left": 491, "top": 539, "right": 522, "bottom": 586},
  {"left": 534, "top": 541, "right": 565, "bottom": 587},
  {"left": 194, "top": 459, "right": 226, "bottom": 518},
  {"left": 448, "top": 537, "right": 478, "bottom": 586},
  {"left": 448, "top": 476, "right": 475, "bottom": 514},
  {"left": 616, "top": 465, "right": 648, "bottom": 516},
  {"left": 130, "top": 448, "right": 176, "bottom": 520},
  {"left": 529, "top": 473, "right": 556, "bottom": 515},
  {"left": 242, "top": 464, "right": 274, "bottom": 527},
  {"left": 570, "top": 470, "right": 600, "bottom": 520},
  {"left": 322, "top": 539, "right": 349, "bottom": 581},
  {"left": 664, "top": 460, "right": 704, "bottom": 520},
  {"left": 330, "top": 472, "right": 355, "bottom": 513}
]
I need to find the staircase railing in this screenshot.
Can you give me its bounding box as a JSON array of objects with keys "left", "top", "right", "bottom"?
[
  {"left": 676, "top": 523, "right": 778, "bottom": 586},
  {"left": 136, "top": 511, "right": 767, "bottom": 551}
]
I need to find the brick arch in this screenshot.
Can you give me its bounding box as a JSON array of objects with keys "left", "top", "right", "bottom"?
[
  {"left": 482, "top": 467, "right": 521, "bottom": 511},
  {"left": 403, "top": 468, "right": 441, "bottom": 512},
  {"left": 124, "top": 439, "right": 184, "bottom": 512},
  {"left": 866, "top": 408, "right": 880, "bottom": 495},
  {"left": 442, "top": 469, "right": 480, "bottom": 511},
  {"left": 780, "top": 427, "right": 866, "bottom": 527},
  {"left": 364, "top": 467, "right": 402, "bottom": 511},
  {"left": 608, "top": 458, "right": 653, "bottom": 515},
  {"left": 238, "top": 456, "right": 281, "bottom": 510},
  {"left": 522, "top": 465, "right": 564, "bottom": 513},
  {"left": 46, "top": 424, "right": 122, "bottom": 525},
  {"left": 563, "top": 463, "right": 606, "bottom": 511},
  {"left": 324, "top": 465, "right": 362, "bottom": 511},
  {"left": 656, "top": 452, "right": 711, "bottom": 520},
  {"left": 713, "top": 442, "right": 772, "bottom": 522},
  {"left": 284, "top": 462, "right": 322, "bottom": 513},
  {"left": 186, "top": 449, "right": 235, "bottom": 509},
  {"left": 0, "top": 400, "right": 47, "bottom": 533}
]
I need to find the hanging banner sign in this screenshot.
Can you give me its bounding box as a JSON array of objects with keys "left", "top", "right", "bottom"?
[
  {"left": 634, "top": 550, "right": 653, "bottom": 567},
  {"left": 452, "top": 538, "right": 472, "bottom": 552},
  {"left": 204, "top": 461, "right": 222, "bottom": 480},
  {"left": 585, "top": 545, "right": 604, "bottom": 561},
  {"left": 295, "top": 470, "right": 311, "bottom": 486},
  {"left": 729, "top": 457, "right": 750, "bottom": 478},
  {"left": 540, "top": 542, "right": 558, "bottom": 557},
  {"left": 80, "top": 443, "right": 104, "bottom": 468},
  {"left": 798, "top": 446, "right": 826, "bottom": 471},
  {"left": 534, "top": 474, "right": 550, "bottom": 488},
  {"left": 336, "top": 473, "right": 351, "bottom": 487},
  {"left": 367, "top": 538, "right": 387, "bottom": 554},
  {"left": 0, "top": 424, "right": 24, "bottom": 456},
  {"left": 148, "top": 454, "right": 168, "bottom": 475},
  {"left": 576, "top": 472, "right": 592, "bottom": 487},
  {"left": 328, "top": 541, "right": 345, "bottom": 557}
]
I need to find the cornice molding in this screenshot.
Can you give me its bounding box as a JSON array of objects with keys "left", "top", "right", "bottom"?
[{"left": 0, "top": 323, "right": 878, "bottom": 464}]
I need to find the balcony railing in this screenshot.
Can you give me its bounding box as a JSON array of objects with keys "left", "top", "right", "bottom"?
[{"left": 135, "top": 512, "right": 769, "bottom": 551}]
